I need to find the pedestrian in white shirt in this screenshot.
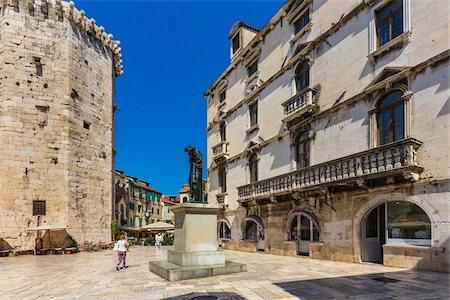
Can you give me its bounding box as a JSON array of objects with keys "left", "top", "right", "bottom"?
[
  {"left": 115, "top": 235, "right": 129, "bottom": 270},
  {"left": 155, "top": 233, "right": 163, "bottom": 250}
]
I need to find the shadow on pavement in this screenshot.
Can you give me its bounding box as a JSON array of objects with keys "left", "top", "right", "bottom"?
[
  {"left": 164, "top": 292, "right": 245, "bottom": 300},
  {"left": 274, "top": 270, "right": 450, "bottom": 300}
]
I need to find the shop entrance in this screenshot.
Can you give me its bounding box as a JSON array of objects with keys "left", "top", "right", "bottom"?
[
  {"left": 289, "top": 212, "right": 319, "bottom": 255},
  {"left": 362, "top": 201, "right": 432, "bottom": 263},
  {"left": 362, "top": 203, "right": 385, "bottom": 263}
]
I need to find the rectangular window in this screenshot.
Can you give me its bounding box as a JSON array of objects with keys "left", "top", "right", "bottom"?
[
  {"left": 33, "top": 57, "right": 43, "bottom": 76},
  {"left": 247, "top": 62, "right": 258, "bottom": 77},
  {"left": 139, "top": 218, "right": 142, "bottom": 227},
  {"left": 232, "top": 33, "right": 240, "bottom": 54},
  {"left": 151, "top": 207, "right": 154, "bottom": 214},
  {"left": 41, "top": 2, "right": 49, "bottom": 19},
  {"left": 294, "top": 9, "right": 310, "bottom": 34},
  {"left": 83, "top": 121, "right": 90, "bottom": 130},
  {"left": 219, "top": 91, "right": 226, "bottom": 102},
  {"left": 249, "top": 102, "right": 258, "bottom": 127},
  {"left": 376, "top": 1, "right": 403, "bottom": 47},
  {"left": 32, "top": 200, "right": 46, "bottom": 215},
  {"left": 218, "top": 163, "right": 227, "bottom": 193},
  {"left": 28, "top": 3, "right": 35, "bottom": 16},
  {"left": 138, "top": 205, "right": 142, "bottom": 213},
  {"left": 157, "top": 208, "right": 160, "bottom": 215},
  {"left": 129, "top": 202, "right": 135, "bottom": 211}
]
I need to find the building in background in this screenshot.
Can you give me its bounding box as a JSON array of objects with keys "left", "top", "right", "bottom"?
[
  {"left": 179, "top": 184, "right": 190, "bottom": 203},
  {"left": 0, "top": 0, "right": 123, "bottom": 250},
  {"left": 205, "top": 0, "right": 449, "bottom": 272},
  {"left": 114, "top": 170, "right": 163, "bottom": 239},
  {"left": 162, "top": 195, "right": 180, "bottom": 224}
]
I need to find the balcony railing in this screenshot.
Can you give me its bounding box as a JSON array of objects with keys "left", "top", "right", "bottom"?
[
  {"left": 282, "top": 87, "right": 314, "bottom": 118},
  {"left": 238, "top": 138, "right": 422, "bottom": 200},
  {"left": 212, "top": 142, "right": 229, "bottom": 158}
]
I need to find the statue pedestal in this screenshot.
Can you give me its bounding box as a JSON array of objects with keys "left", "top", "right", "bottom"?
[{"left": 149, "top": 203, "right": 246, "bottom": 281}]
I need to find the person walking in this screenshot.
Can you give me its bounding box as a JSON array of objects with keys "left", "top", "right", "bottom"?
[
  {"left": 116, "top": 234, "right": 129, "bottom": 270},
  {"left": 155, "top": 233, "right": 163, "bottom": 250}
]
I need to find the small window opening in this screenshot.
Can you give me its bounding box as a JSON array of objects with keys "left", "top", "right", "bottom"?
[
  {"left": 41, "top": 2, "right": 49, "bottom": 19},
  {"left": 219, "top": 91, "right": 226, "bottom": 102},
  {"left": 232, "top": 33, "right": 240, "bottom": 54},
  {"left": 83, "top": 121, "right": 90, "bottom": 130},
  {"left": 33, "top": 200, "right": 46, "bottom": 216},
  {"left": 28, "top": 3, "right": 35, "bottom": 16},
  {"left": 34, "top": 57, "right": 43, "bottom": 76},
  {"left": 248, "top": 62, "right": 258, "bottom": 77}
]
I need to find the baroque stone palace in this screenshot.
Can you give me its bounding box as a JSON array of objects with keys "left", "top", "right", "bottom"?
[
  {"left": 205, "top": 0, "right": 449, "bottom": 272},
  {"left": 0, "top": 0, "right": 122, "bottom": 250}
]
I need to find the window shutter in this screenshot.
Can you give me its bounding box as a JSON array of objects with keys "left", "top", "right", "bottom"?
[
  {"left": 368, "top": 18, "right": 375, "bottom": 53},
  {"left": 403, "top": 0, "right": 411, "bottom": 32}
]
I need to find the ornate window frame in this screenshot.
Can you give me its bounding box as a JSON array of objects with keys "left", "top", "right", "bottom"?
[
  {"left": 369, "top": 83, "right": 412, "bottom": 148},
  {"left": 286, "top": 0, "right": 313, "bottom": 43},
  {"left": 368, "top": 0, "right": 411, "bottom": 62},
  {"left": 291, "top": 129, "right": 312, "bottom": 171}
]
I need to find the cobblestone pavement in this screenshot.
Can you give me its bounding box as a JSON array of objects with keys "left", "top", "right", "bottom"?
[{"left": 0, "top": 246, "right": 448, "bottom": 300}]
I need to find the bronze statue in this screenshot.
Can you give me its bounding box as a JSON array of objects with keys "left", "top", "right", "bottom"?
[{"left": 184, "top": 146, "right": 206, "bottom": 203}]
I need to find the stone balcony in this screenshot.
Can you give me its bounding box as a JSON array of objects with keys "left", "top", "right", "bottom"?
[
  {"left": 212, "top": 142, "right": 229, "bottom": 160},
  {"left": 238, "top": 138, "right": 423, "bottom": 201},
  {"left": 282, "top": 87, "right": 315, "bottom": 124}
]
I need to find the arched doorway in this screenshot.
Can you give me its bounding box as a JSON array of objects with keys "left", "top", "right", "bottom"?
[
  {"left": 242, "top": 215, "right": 265, "bottom": 251},
  {"left": 289, "top": 212, "right": 319, "bottom": 255},
  {"left": 217, "top": 220, "right": 231, "bottom": 247},
  {"left": 362, "top": 201, "right": 432, "bottom": 263}
]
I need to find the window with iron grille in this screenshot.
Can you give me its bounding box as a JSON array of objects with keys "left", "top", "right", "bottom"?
[
  {"left": 33, "top": 200, "right": 46, "bottom": 216},
  {"left": 376, "top": 1, "right": 403, "bottom": 47}
]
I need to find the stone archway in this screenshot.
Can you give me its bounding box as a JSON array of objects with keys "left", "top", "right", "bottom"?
[
  {"left": 353, "top": 193, "right": 438, "bottom": 263},
  {"left": 242, "top": 215, "right": 265, "bottom": 251},
  {"left": 217, "top": 218, "right": 231, "bottom": 247}
]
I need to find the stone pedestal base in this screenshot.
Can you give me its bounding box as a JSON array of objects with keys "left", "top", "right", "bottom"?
[
  {"left": 168, "top": 249, "right": 225, "bottom": 267},
  {"left": 149, "top": 203, "right": 246, "bottom": 281},
  {"left": 149, "top": 260, "right": 247, "bottom": 282}
]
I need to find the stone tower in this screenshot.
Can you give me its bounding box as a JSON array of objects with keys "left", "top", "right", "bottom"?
[{"left": 0, "top": 0, "right": 123, "bottom": 249}]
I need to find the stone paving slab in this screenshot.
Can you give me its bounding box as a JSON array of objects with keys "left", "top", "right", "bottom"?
[{"left": 0, "top": 246, "right": 448, "bottom": 299}]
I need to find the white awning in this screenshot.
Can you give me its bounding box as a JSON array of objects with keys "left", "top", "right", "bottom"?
[
  {"left": 139, "top": 221, "right": 174, "bottom": 231},
  {"left": 26, "top": 224, "right": 68, "bottom": 231}
]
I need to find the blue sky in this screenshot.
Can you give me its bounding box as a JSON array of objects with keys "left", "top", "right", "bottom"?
[{"left": 76, "top": 0, "right": 283, "bottom": 195}]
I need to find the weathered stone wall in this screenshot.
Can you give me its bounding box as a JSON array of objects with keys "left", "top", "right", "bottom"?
[{"left": 0, "top": 0, "right": 121, "bottom": 249}]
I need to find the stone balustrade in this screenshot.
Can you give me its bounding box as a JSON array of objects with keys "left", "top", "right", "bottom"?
[
  {"left": 212, "top": 142, "right": 229, "bottom": 158},
  {"left": 238, "top": 138, "right": 422, "bottom": 200},
  {"left": 282, "top": 87, "right": 314, "bottom": 116}
]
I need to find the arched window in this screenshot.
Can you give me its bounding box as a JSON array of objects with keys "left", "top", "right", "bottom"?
[
  {"left": 294, "top": 131, "right": 310, "bottom": 169},
  {"left": 289, "top": 213, "right": 319, "bottom": 242},
  {"left": 377, "top": 90, "right": 404, "bottom": 145},
  {"left": 248, "top": 153, "right": 258, "bottom": 183},
  {"left": 295, "top": 61, "right": 310, "bottom": 93},
  {"left": 219, "top": 221, "right": 231, "bottom": 239}
]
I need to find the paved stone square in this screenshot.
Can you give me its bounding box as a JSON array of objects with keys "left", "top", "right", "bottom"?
[{"left": 0, "top": 246, "right": 448, "bottom": 300}]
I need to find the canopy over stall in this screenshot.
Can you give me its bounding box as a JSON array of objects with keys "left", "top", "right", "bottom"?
[
  {"left": 140, "top": 221, "right": 174, "bottom": 232},
  {"left": 26, "top": 224, "right": 69, "bottom": 249}
]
